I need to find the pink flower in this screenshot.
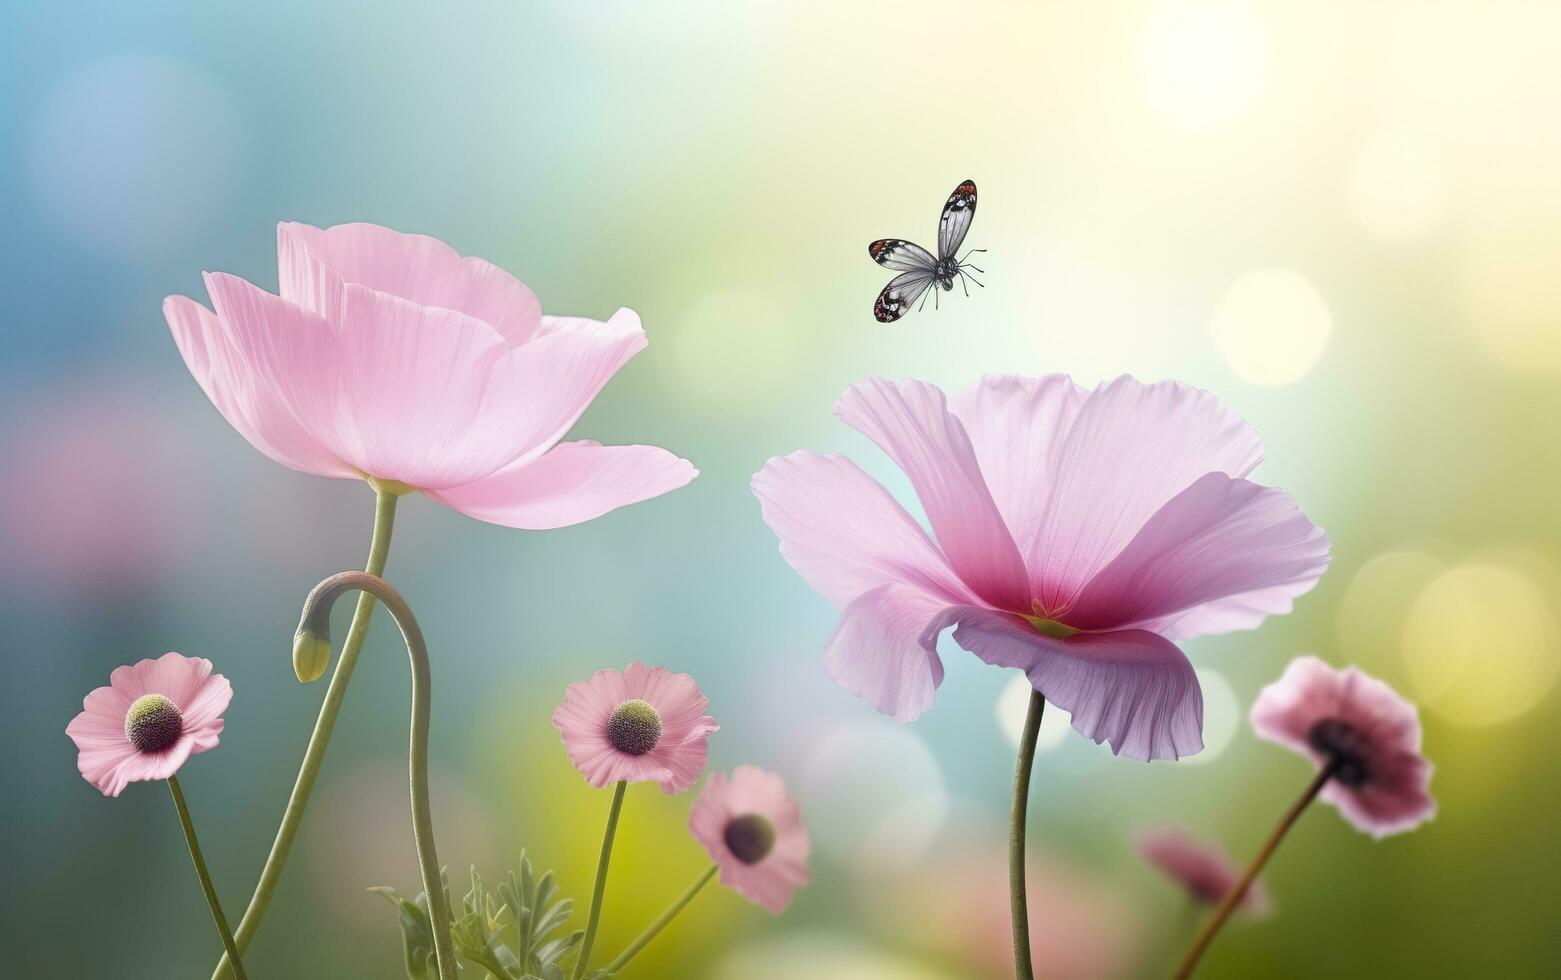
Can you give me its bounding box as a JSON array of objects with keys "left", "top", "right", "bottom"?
[
  {"left": 753, "top": 374, "right": 1330, "bottom": 760},
  {"left": 164, "top": 221, "right": 695, "bottom": 528},
  {"left": 66, "top": 652, "right": 232, "bottom": 797},
  {"left": 688, "top": 765, "right": 810, "bottom": 914},
  {"left": 1250, "top": 656, "right": 1436, "bottom": 838},
  {"left": 1136, "top": 826, "right": 1271, "bottom": 915},
  {"left": 552, "top": 662, "right": 719, "bottom": 794}
]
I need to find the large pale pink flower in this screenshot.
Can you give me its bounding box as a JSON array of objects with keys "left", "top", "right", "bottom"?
[
  {"left": 688, "top": 765, "right": 810, "bottom": 914},
  {"left": 1136, "top": 826, "right": 1270, "bottom": 914},
  {"left": 753, "top": 374, "right": 1330, "bottom": 760},
  {"left": 1250, "top": 656, "right": 1436, "bottom": 838},
  {"left": 66, "top": 652, "right": 232, "bottom": 797},
  {"left": 552, "top": 662, "right": 719, "bottom": 794},
  {"left": 164, "top": 222, "right": 695, "bottom": 528}
]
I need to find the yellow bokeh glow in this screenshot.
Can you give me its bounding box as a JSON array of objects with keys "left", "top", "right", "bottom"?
[
  {"left": 1401, "top": 561, "right": 1561, "bottom": 726},
  {"left": 1458, "top": 234, "right": 1561, "bottom": 377},
  {"left": 1210, "top": 268, "right": 1333, "bottom": 385},
  {"left": 1347, "top": 130, "right": 1451, "bottom": 242},
  {"left": 1336, "top": 548, "right": 1448, "bottom": 663},
  {"left": 1139, "top": 0, "right": 1270, "bottom": 131}
]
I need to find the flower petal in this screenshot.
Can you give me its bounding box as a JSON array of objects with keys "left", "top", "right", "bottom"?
[
  {"left": 427, "top": 441, "right": 695, "bottom": 530},
  {"left": 164, "top": 295, "right": 355, "bottom": 478},
  {"left": 822, "top": 583, "right": 951, "bottom": 723},
  {"left": 1064, "top": 473, "right": 1331, "bottom": 637},
  {"left": 1028, "top": 376, "right": 1265, "bottom": 614},
  {"left": 277, "top": 222, "right": 543, "bottom": 345},
  {"left": 752, "top": 450, "right": 970, "bottom": 609},
  {"left": 834, "top": 378, "right": 1030, "bottom": 610},
  {"left": 924, "top": 607, "right": 1204, "bottom": 760}
]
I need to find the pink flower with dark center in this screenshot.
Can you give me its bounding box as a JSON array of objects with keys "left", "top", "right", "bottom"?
[
  {"left": 552, "top": 662, "right": 719, "bottom": 794},
  {"left": 1136, "top": 826, "right": 1271, "bottom": 914},
  {"left": 66, "top": 652, "right": 232, "bottom": 797},
  {"left": 164, "top": 222, "right": 695, "bottom": 528},
  {"left": 753, "top": 374, "right": 1330, "bottom": 760},
  {"left": 689, "top": 765, "right": 810, "bottom": 914},
  {"left": 1250, "top": 656, "right": 1436, "bottom": 838}
]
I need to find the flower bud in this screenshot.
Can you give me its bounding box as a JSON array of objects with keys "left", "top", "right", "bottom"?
[{"left": 293, "top": 629, "right": 333, "bottom": 683}]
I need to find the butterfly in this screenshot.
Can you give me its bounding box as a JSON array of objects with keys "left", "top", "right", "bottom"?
[{"left": 868, "top": 179, "right": 987, "bottom": 322}]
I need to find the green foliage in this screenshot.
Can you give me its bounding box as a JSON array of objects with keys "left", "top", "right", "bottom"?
[{"left": 373, "top": 852, "right": 609, "bottom": 980}]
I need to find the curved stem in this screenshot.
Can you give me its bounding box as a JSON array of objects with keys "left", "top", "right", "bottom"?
[
  {"left": 1172, "top": 759, "right": 1340, "bottom": 980},
  {"left": 574, "top": 780, "right": 628, "bottom": 980},
  {"left": 602, "top": 863, "right": 718, "bottom": 975},
  {"left": 294, "top": 569, "right": 457, "bottom": 980},
  {"left": 1009, "top": 688, "right": 1045, "bottom": 980},
  {"left": 169, "top": 775, "right": 249, "bottom": 980},
  {"left": 213, "top": 488, "right": 397, "bottom": 980}
]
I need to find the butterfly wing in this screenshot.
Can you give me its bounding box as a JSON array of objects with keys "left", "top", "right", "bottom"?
[
  {"left": 874, "top": 270, "right": 937, "bottom": 322},
  {"left": 937, "top": 179, "right": 978, "bottom": 260},
  {"left": 869, "top": 238, "right": 938, "bottom": 272}
]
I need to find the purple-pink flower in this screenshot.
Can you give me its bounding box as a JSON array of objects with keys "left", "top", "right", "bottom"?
[
  {"left": 1250, "top": 656, "right": 1436, "bottom": 838},
  {"left": 688, "top": 765, "right": 810, "bottom": 914},
  {"left": 66, "top": 652, "right": 232, "bottom": 797},
  {"left": 552, "top": 662, "right": 719, "bottom": 794},
  {"left": 1136, "top": 826, "right": 1270, "bottom": 914},
  {"left": 753, "top": 374, "right": 1330, "bottom": 760},
  {"left": 165, "top": 221, "right": 695, "bottom": 528}
]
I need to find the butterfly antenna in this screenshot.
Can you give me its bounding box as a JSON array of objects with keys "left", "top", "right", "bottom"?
[
  {"left": 958, "top": 248, "right": 988, "bottom": 262},
  {"left": 964, "top": 263, "right": 986, "bottom": 274}
]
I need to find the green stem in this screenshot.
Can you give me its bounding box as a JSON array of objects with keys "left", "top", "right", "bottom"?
[
  {"left": 169, "top": 775, "right": 249, "bottom": 980},
  {"left": 212, "top": 488, "right": 397, "bottom": 980},
  {"left": 602, "top": 864, "right": 718, "bottom": 975},
  {"left": 574, "top": 780, "right": 628, "bottom": 980},
  {"left": 1009, "top": 688, "right": 1045, "bottom": 980},
  {"left": 1172, "top": 758, "right": 1339, "bottom": 980},
  {"left": 294, "top": 570, "right": 457, "bottom": 980}
]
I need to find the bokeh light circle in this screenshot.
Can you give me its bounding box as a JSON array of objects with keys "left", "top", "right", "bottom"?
[
  {"left": 1210, "top": 268, "right": 1333, "bottom": 385},
  {"left": 1347, "top": 130, "right": 1451, "bottom": 242},
  {"left": 996, "top": 674, "right": 1073, "bottom": 752},
  {"left": 1401, "top": 561, "right": 1560, "bottom": 726},
  {"left": 1335, "top": 548, "right": 1448, "bottom": 662},
  {"left": 1140, "top": 0, "right": 1271, "bottom": 131},
  {"left": 1457, "top": 234, "right": 1561, "bottom": 377},
  {"left": 1182, "top": 668, "right": 1238, "bottom": 766}
]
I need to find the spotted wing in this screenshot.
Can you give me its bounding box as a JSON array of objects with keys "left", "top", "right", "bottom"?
[
  {"left": 873, "top": 271, "right": 936, "bottom": 323},
  {"left": 937, "top": 179, "right": 978, "bottom": 260},
  {"left": 868, "top": 238, "right": 938, "bottom": 273}
]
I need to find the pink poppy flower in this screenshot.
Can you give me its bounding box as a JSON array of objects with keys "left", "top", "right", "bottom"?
[
  {"left": 552, "top": 662, "right": 719, "bottom": 794},
  {"left": 164, "top": 221, "right": 695, "bottom": 528},
  {"left": 689, "top": 765, "right": 810, "bottom": 914},
  {"left": 1136, "top": 826, "right": 1271, "bottom": 914},
  {"left": 66, "top": 652, "right": 232, "bottom": 797},
  {"left": 1250, "top": 656, "right": 1436, "bottom": 838},
  {"left": 753, "top": 374, "right": 1330, "bottom": 760}
]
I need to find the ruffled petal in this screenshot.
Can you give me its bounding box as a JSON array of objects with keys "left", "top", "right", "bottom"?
[
  {"left": 822, "top": 583, "right": 952, "bottom": 723},
  {"left": 752, "top": 450, "right": 970, "bottom": 609},
  {"left": 924, "top": 607, "right": 1204, "bottom": 761},
  {"left": 427, "top": 441, "right": 696, "bottom": 530},
  {"left": 1064, "top": 473, "right": 1331, "bottom": 636},
  {"left": 1027, "top": 376, "right": 1265, "bottom": 613},
  {"left": 834, "top": 378, "right": 1030, "bottom": 610}
]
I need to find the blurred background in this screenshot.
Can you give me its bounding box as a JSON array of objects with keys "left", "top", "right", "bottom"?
[{"left": 3, "top": 1, "right": 1558, "bottom": 976}]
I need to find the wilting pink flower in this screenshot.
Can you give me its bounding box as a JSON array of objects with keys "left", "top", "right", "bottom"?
[
  {"left": 1136, "top": 826, "right": 1270, "bottom": 915},
  {"left": 753, "top": 375, "right": 1330, "bottom": 760},
  {"left": 165, "top": 222, "right": 695, "bottom": 528},
  {"left": 553, "top": 662, "right": 718, "bottom": 794},
  {"left": 66, "top": 652, "right": 232, "bottom": 797},
  {"left": 689, "top": 765, "right": 810, "bottom": 914},
  {"left": 1250, "top": 656, "right": 1436, "bottom": 838}
]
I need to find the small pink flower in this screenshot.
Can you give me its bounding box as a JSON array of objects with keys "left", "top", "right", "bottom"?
[
  {"left": 688, "top": 765, "right": 810, "bottom": 914},
  {"left": 165, "top": 222, "right": 695, "bottom": 529},
  {"left": 66, "top": 652, "right": 232, "bottom": 797},
  {"left": 1136, "top": 826, "right": 1270, "bottom": 915},
  {"left": 1250, "top": 656, "right": 1436, "bottom": 838},
  {"left": 552, "top": 662, "right": 718, "bottom": 794},
  {"left": 753, "top": 374, "right": 1330, "bottom": 760}
]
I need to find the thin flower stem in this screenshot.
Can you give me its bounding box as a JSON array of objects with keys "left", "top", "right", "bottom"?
[
  {"left": 213, "top": 488, "right": 397, "bottom": 980},
  {"left": 1009, "top": 688, "right": 1045, "bottom": 980},
  {"left": 1172, "top": 758, "right": 1340, "bottom": 980},
  {"left": 603, "top": 863, "right": 718, "bottom": 975},
  {"left": 574, "top": 780, "right": 628, "bottom": 980},
  {"left": 168, "top": 775, "right": 249, "bottom": 980}
]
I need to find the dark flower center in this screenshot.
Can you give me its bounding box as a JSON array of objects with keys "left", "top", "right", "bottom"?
[
  {"left": 1308, "top": 718, "right": 1372, "bottom": 786},
  {"left": 606, "top": 699, "right": 662, "bottom": 756},
  {"left": 125, "top": 694, "right": 184, "bottom": 754},
  {"left": 723, "top": 813, "right": 776, "bottom": 865}
]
